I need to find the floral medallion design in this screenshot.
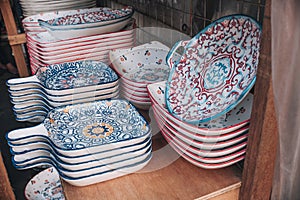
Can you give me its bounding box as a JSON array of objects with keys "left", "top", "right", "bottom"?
[
  {"left": 25, "top": 167, "right": 65, "bottom": 200},
  {"left": 36, "top": 60, "right": 118, "bottom": 90},
  {"left": 44, "top": 6, "right": 133, "bottom": 26},
  {"left": 43, "top": 99, "right": 149, "bottom": 150},
  {"left": 166, "top": 15, "right": 261, "bottom": 124}
]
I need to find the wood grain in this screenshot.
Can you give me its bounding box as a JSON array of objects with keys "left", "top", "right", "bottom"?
[
  {"left": 0, "top": 153, "right": 15, "bottom": 200},
  {"left": 239, "top": 0, "right": 278, "bottom": 199}
]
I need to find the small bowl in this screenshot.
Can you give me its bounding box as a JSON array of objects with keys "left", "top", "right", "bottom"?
[{"left": 24, "top": 166, "right": 65, "bottom": 200}]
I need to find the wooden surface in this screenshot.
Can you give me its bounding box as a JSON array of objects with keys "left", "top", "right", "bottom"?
[
  {"left": 62, "top": 135, "right": 242, "bottom": 200},
  {"left": 0, "top": 153, "right": 15, "bottom": 200},
  {"left": 0, "top": 0, "right": 29, "bottom": 77},
  {"left": 239, "top": 0, "right": 278, "bottom": 199}
]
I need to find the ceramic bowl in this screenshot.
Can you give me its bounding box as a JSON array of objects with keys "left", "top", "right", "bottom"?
[
  {"left": 109, "top": 41, "right": 179, "bottom": 85},
  {"left": 147, "top": 81, "right": 253, "bottom": 135},
  {"left": 38, "top": 6, "right": 134, "bottom": 30},
  {"left": 121, "top": 84, "right": 149, "bottom": 97},
  {"left": 7, "top": 99, "right": 151, "bottom": 157},
  {"left": 24, "top": 166, "right": 65, "bottom": 200},
  {"left": 165, "top": 15, "right": 261, "bottom": 124},
  {"left": 7, "top": 60, "right": 118, "bottom": 96}
]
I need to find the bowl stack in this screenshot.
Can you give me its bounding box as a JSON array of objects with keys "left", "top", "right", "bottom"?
[
  {"left": 148, "top": 81, "right": 252, "bottom": 169},
  {"left": 19, "top": 0, "right": 96, "bottom": 17},
  {"left": 7, "top": 60, "right": 120, "bottom": 122},
  {"left": 22, "top": 7, "right": 135, "bottom": 74},
  {"left": 147, "top": 14, "right": 262, "bottom": 169},
  {"left": 109, "top": 41, "right": 180, "bottom": 110},
  {"left": 7, "top": 99, "right": 152, "bottom": 186}
]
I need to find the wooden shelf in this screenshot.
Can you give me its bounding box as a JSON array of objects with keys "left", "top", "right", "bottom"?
[{"left": 62, "top": 134, "right": 242, "bottom": 200}]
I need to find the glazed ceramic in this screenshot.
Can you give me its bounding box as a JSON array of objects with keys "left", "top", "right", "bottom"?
[
  {"left": 164, "top": 135, "right": 245, "bottom": 169},
  {"left": 13, "top": 138, "right": 151, "bottom": 167},
  {"left": 147, "top": 81, "right": 253, "bottom": 135},
  {"left": 155, "top": 112, "right": 248, "bottom": 150},
  {"left": 109, "top": 41, "right": 178, "bottom": 84},
  {"left": 152, "top": 105, "right": 249, "bottom": 143},
  {"left": 7, "top": 60, "right": 118, "bottom": 96},
  {"left": 10, "top": 85, "right": 119, "bottom": 103},
  {"left": 41, "top": 17, "right": 133, "bottom": 40},
  {"left": 25, "top": 21, "right": 135, "bottom": 49},
  {"left": 13, "top": 146, "right": 152, "bottom": 179},
  {"left": 165, "top": 15, "right": 261, "bottom": 124},
  {"left": 59, "top": 153, "right": 152, "bottom": 186},
  {"left": 7, "top": 99, "right": 150, "bottom": 156},
  {"left": 161, "top": 129, "right": 248, "bottom": 158},
  {"left": 24, "top": 167, "right": 65, "bottom": 200},
  {"left": 9, "top": 136, "right": 151, "bottom": 164}
]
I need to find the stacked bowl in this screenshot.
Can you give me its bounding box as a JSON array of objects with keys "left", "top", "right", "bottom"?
[
  {"left": 148, "top": 14, "right": 262, "bottom": 169},
  {"left": 19, "top": 0, "right": 96, "bottom": 17},
  {"left": 22, "top": 7, "right": 135, "bottom": 74},
  {"left": 7, "top": 99, "right": 152, "bottom": 186},
  {"left": 7, "top": 60, "right": 120, "bottom": 122},
  {"left": 109, "top": 41, "right": 180, "bottom": 110}
]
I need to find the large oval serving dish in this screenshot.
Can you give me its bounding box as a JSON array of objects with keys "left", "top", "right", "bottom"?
[{"left": 165, "top": 14, "right": 261, "bottom": 124}]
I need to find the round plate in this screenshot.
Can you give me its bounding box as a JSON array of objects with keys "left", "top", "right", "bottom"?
[{"left": 165, "top": 14, "right": 261, "bottom": 124}]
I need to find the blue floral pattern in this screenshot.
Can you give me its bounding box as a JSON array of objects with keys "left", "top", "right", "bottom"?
[
  {"left": 36, "top": 60, "right": 118, "bottom": 90},
  {"left": 43, "top": 99, "right": 149, "bottom": 150}
]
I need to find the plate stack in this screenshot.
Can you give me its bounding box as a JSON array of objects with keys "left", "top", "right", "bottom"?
[
  {"left": 6, "top": 60, "right": 120, "bottom": 122},
  {"left": 7, "top": 99, "right": 152, "bottom": 186},
  {"left": 19, "top": 0, "right": 96, "bottom": 17},
  {"left": 148, "top": 81, "right": 252, "bottom": 169},
  {"left": 109, "top": 41, "right": 180, "bottom": 110},
  {"left": 148, "top": 14, "right": 262, "bottom": 169},
  {"left": 22, "top": 7, "right": 135, "bottom": 74}
]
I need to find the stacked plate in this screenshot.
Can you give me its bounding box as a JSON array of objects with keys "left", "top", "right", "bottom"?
[
  {"left": 22, "top": 7, "right": 135, "bottom": 74},
  {"left": 109, "top": 41, "right": 180, "bottom": 110},
  {"left": 7, "top": 60, "right": 120, "bottom": 122},
  {"left": 7, "top": 99, "right": 152, "bottom": 186},
  {"left": 19, "top": 0, "right": 96, "bottom": 17},
  {"left": 37, "top": 6, "right": 134, "bottom": 39},
  {"left": 148, "top": 81, "right": 253, "bottom": 169},
  {"left": 147, "top": 15, "right": 262, "bottom": 169}
]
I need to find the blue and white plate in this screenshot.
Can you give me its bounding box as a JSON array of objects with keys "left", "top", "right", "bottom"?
[
  {"left": 7, "top": 60, "right": 118, "bottom": 96},
  {"left": 165, "top": 14, "right": 262, "bottom": 124}
]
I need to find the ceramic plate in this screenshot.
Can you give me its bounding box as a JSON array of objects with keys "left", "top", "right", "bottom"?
[
  {"left": 38, "top": 6, "right": 133, "bottom": 30},
  {"left": 165, "top": 14, "right": 261, "bottom": 124},
  {"left": 7, "top": 99, "right": 150, "bottom": 152},
  {"left": 24, "top": 167, "right": 65, "bottom": 200},
  {"left": 148, "top": 81, "right": 253, "bottom": 135},
  {"left": 7, "top": 60, "right": 118, "bottom": 96}
]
